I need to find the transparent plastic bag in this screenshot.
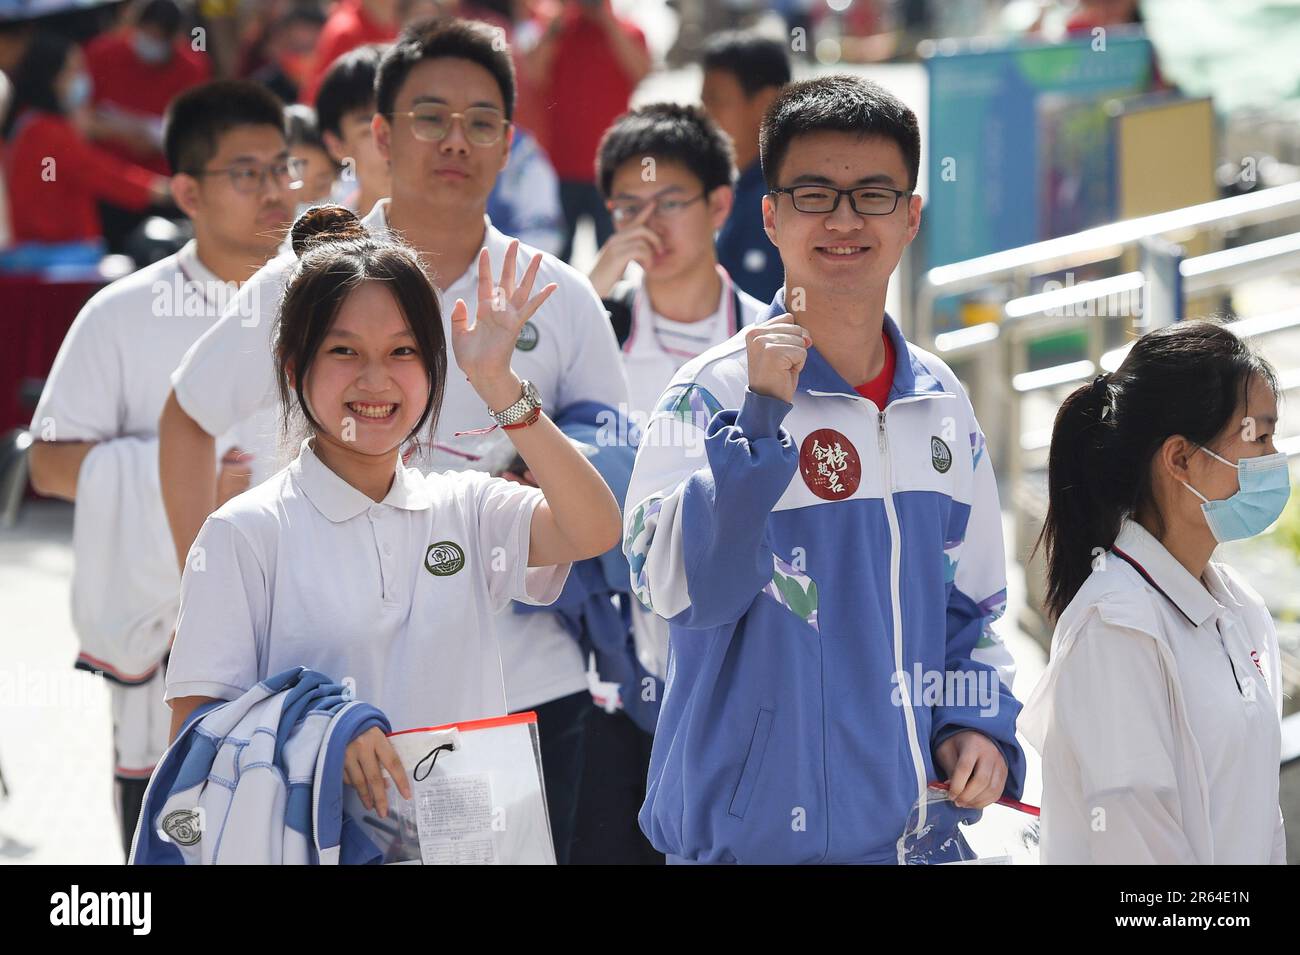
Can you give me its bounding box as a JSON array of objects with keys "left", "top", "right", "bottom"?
[
  {"left": 897, "top": 784, "right": 1041, "bottom": 864},
  {"left": 344, "top": 713, "right": 556, "bottom": 865}
]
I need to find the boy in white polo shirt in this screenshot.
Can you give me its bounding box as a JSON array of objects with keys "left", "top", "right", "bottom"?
[
  {"left": 27, "top": 80, "right": 296, "bottom": 858},
  {"left": 158, "top": 18, "right": 629, "bottom": 863}
]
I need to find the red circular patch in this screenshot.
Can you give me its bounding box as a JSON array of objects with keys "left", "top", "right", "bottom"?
[{"left": 799, "top": 428, "right": 862, "bottom": 500}]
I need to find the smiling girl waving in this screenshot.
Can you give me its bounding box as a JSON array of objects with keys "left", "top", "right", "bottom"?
[{"left": 163, "top": 205, "right": 622, "bottom": 816}]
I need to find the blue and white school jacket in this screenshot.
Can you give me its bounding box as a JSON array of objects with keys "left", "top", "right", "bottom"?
[
  {"left": 622, "top": 297, "right": 1026, "bottom": 864},
  {"left": 130, "top": 667, "right": 390, "bottom": 865}
]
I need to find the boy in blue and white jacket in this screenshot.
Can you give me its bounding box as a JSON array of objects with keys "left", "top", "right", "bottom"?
[{"left": 623, "top": 75, "right": 1026, "bottom": 864}]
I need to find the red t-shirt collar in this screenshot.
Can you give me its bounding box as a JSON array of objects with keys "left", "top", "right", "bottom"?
[{"left": 853, "top": 329, "right": 896, "bottom": 408}]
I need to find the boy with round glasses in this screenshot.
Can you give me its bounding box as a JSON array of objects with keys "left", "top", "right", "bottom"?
[{"left": 591, "top": 103, "right": 766, "bottom": 422}]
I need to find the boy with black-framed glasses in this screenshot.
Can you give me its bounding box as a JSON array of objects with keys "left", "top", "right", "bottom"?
[{"left": 623, "top": 76, "right": 1026, "bottom": 864}]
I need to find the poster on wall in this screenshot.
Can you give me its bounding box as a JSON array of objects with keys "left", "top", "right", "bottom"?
[{"left": 924, "top": 31, "right": 1155, "bottom": 269}]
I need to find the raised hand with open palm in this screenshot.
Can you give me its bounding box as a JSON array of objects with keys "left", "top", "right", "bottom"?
[{"left": 449, "top": 239, "right": 558, "bottom": 410}]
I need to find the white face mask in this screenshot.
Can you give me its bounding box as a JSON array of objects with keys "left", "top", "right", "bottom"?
[
  {"left": 1179, "top": 446, "right": 1292, "bottom": 543},
  {"left": 133, "top": 33, "right": 172, "bottom": 65},
  {"left": 60, "top": 72, "right": 93, "bottom": 112}
]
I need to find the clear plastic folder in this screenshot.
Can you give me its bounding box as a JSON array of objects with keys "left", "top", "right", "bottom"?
[{"left": 344, "top": 712, "right": 556, "bottom": 865}]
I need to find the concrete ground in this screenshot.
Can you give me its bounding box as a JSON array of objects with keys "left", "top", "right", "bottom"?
[{"left": 0, "top": 500, "right": 120, "bottom": 864}]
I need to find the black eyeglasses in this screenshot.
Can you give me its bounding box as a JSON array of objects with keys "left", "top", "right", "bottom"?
[{"left": 769, "top": 184, "right": 911, "bottom": 216}]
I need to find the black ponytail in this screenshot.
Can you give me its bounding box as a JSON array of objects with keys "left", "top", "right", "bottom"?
[
  {"left": 1033, "top": 320, "right": 1279, "bottom": 621},
  {"left": 1035, "top": 374, "right": 1122, "bottom": 622}
]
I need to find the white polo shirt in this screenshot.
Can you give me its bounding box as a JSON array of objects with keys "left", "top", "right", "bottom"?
[
  {"left": 617, "top": 266, "right": 764, "bottom": 679},
  {"left": 31, "top": 239, "right": 270, "bottom": 774},
  {"left": 164, "top": 439, "right": 571, "bottom": 731},
  {"left": 621, "top": 265, "right": 766, "bottom": 422},
  {"left": 170, "top": 199, "right": 630, "bottom": 710},
  {"left": 1021, "top": 518, "right": 1286, "bottom": 864},
  {"left": 33, "top": 240, "right": 257, "bottom": 467}
]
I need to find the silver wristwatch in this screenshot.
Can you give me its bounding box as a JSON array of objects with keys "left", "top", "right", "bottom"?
[{"left": 490, "top": 378, "right": 542, "bottom": 427}]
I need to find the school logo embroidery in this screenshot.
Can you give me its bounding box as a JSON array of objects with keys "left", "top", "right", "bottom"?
[
  {"left": 424, "top": 541, "right": 466, "bottom": 577},
  {"left": 799, "top": 429, "right": 861, "bottom": 501},
  {"left": 931, "top": 436, "right": 952, "bottom": 473},
  {"left": 515, "top": 321, "right": 539, "bottom": 351},
  {"left": 161, "top": 809, "right": 202, "bottom": 846}
]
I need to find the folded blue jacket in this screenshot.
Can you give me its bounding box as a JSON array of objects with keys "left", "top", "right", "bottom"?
[{"left": 130, "top": 667, "right": 390, "bottom": 864}]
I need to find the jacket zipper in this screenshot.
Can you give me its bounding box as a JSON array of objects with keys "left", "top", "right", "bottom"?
[
  {"left": 806, "top": 389, "right": 951, "bottom": 857},
  {"left": 874, "top": 397, "right": 937, "bottom": 858},
  {"left": 804, "top": 387, "right": 951, "bottom": 861}
]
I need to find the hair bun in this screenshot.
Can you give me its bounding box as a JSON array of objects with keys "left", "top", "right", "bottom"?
[{"left": 290, "top": 203, "right": 366, "bottom": 256}]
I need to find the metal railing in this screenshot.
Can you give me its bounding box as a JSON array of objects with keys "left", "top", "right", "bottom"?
[
  {"left": 915, "top": 180, "right": 1300, "bottom": 344},
  {"left": 912, "top": 182, "right": 1300, "bottom": 524}
]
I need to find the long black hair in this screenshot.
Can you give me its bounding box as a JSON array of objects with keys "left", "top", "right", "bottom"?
[
  {"left": 276, "top": 204, "right": 447, "bottom": 456},
  {"left": 2, "top": 32, "right": 76, "bottom": 139},
  {"left": 1034, "top": 320, "right": 1279, "bottom": 621}
]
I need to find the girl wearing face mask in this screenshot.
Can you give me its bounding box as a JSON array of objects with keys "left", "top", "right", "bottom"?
[
  {"left": 1, "top": 32, "right": 169, "bottom": 247},
  {"left": 1021, "top": 320, "right": 1290, "bottom": 864}
]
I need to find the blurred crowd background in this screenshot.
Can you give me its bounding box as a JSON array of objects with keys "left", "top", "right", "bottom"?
[{"left": 3, "top": 0, "right": 1298, "bottom": 265}]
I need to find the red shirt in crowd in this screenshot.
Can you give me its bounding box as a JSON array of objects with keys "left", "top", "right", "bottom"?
[
  {"left": 854, "top": 330, "right": 896, "bottom": 408},
  {"left": 538, "top": 7, "right": 646, "bottom": 181},
  {"left": 85, "top": 30, "right": 210, "bottom": 174},
  {"left": 5, "top": 111, "right": 158, "bottom": 244},
  {"left": 301, "top": 0, "right": 398, "bottom": 106}
]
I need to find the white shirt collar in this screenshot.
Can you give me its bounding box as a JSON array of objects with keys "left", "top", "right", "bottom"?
[
  {"left": 290, "top": 437, "right": 431, "bottom": 523},
  {"left": 371, "top": 203, "right": 503, "bottom": 294},
  {"left": 1200, "top": 560, "right": 1246, "bottom": 613},
  {"left": 628, "top": 264, "right": 735, "bottom": 358},
  {"left": 175, "top": 239, "right": 222, "bottom": 288},
  {"left": 445, "top": 215, "right": 510, "bottom": 291},
  {"left": 482, "top": 214, "right": 508, "bottom": 251},
  {"left": 1111, "top": 518, "right": 1222, "bottom": 627},
  {"left": 361, "top": 197, "right": 394, "bottom": 238},
  {"left": 636, "top": 264, "right": 731, "bottom": 323},
  {"left": 176, "top": 239, "right": 245, "bottom": 315}
]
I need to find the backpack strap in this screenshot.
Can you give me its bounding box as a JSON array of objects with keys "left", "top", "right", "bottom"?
[
  {"left": 602, "top": 279, "right": 639, "bottom": 349},
  {"left": 730, "top": 284, "right": 746, "bottom": 332}
]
